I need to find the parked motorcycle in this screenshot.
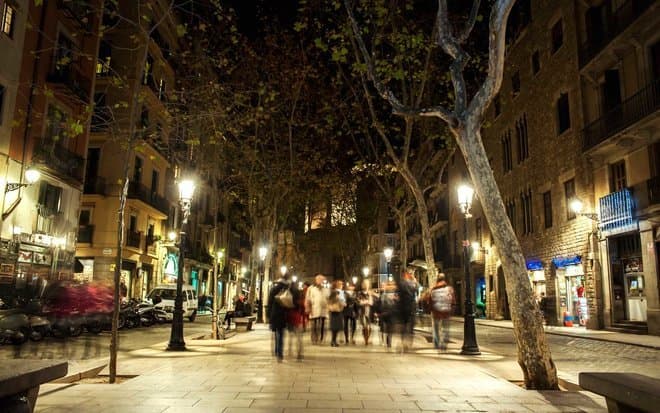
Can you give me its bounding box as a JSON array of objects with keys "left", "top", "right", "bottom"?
[{"left": 0, "top": 299, "right": 30, "bottom": 345}]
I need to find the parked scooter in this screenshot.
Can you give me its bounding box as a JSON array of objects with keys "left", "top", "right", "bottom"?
[{"left": 0, "top": 299, "right": 30, "bottom": 345}]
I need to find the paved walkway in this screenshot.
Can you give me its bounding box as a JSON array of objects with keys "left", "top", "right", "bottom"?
[
  {"left": 35, "top": 325, "right": 607, "bottom": 413},
  {"left": 470, "top": 318, "right": 660, "bottom": 349}
]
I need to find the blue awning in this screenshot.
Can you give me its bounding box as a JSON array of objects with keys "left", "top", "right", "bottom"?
[
  {"left": 526, "top": 259, "right": 543, "bottom": 271},
  {"left": 552, "top": 255, "right": 582, "bottom": 268}
]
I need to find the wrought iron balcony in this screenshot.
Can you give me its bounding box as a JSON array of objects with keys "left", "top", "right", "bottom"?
[
  {"left": 599, "top": 189, "right": 637, "bottom": 235},
  {"left": 127, "top": 182, "right": 170, "bottom": 215},
  {"left": 77, "top": 225, "right": 94, "bottom": 243},
  {"left": 578, "top": 0, "right": 652, "bottom": 68},
  {"left": 628, "top": 175, "right": 660, "bottom": 211},
  {"left": 33, "top": 139, "right": 85, "bottom": 184},
  {"left": 582, "top": 78, "right": 660, "bottom": 152},
  {"left": 46, "top": 63, "right": 92, "bottom": 101},
  {"left": 126, "top": 231, "right": 142, "bottom": 248},
  {"left": 83, "top": 176, "right": 106, "bottom": 195}
]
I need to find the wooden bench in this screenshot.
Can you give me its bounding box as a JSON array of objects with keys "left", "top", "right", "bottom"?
[
  {"left": 0, "top": 360, "right": 68, "bottom": 413},
  {"left": 579, "top": 372, "right": 660, "bottom": 413},
  {"left": 234, "top": 315, "right": 256, "bottom": 331}
]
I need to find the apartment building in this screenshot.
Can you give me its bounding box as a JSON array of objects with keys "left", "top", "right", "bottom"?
[
  {"left": 576, "top": 0, "right": 659, "bottom": 334},
  {"left": 0, "top": 0, "right": 28, "bottom": 291},
  {"left": 2, "top": 0, "right": 102, "bottom": 294},
  {"left": 476, "top": 0, "right": 598, "bottom": 327},
  {"left": 74, "top": 0, "right": 181, "bottom": 299}
]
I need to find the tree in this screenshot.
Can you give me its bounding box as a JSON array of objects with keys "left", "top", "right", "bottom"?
[{"left": 344, "top": 0, "right": 558, "bottom": 389}]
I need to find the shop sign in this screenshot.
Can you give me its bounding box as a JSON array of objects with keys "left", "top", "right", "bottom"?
[
  {"left": 552, "top": 255, "right": 582, "bottom": 268},
  {"left": 526, "top": 259, "right": 543, "bottom": 271},
  {"left": 31, "top": 233, "right": 53, "bottom": 246},
  {"left": 102, "top": 248, "right": 113, "bottom": 256}
]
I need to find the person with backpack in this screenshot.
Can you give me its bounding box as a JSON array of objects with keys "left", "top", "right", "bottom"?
[
  {"left": 428, "top": 273, "right": 455, "bottom": 351},
  {"left": 267, "top": 272, "right": 291, "bottom": 362}
]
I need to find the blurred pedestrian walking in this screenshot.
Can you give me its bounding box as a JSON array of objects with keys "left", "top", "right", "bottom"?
[
  {"left": 267, "top": 272, "right": 291, "bottom": 362},
  {"left": 305, "top": 274, "right": 328, "bottom": 344},
  {"left": 426, "top": 273, "right": 454, "bottom": 351},
  {"left": 378, "top": 280, "right": 399, "bottom": 349},
  {"left": 327, "top": 280, "right": 346, "bottom": 347},
  {"left": 343, "top": 283, "right": 357, "bottom": 345},
  {"left": 287, "top": 282, "right": 306, "bottom": 361},
  {"left": 397, "top": 270, "right": 418, "bottom": 351},
  {"left": 357, "top": 279, "right": 376, "bottom": 345}
]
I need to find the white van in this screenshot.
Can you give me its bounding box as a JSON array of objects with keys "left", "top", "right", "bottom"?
[{"left": 147, "top": 284, "right": 198, "bottom": 322}]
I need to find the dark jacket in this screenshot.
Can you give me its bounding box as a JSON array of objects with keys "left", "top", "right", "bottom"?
[{"left": 267, "top": 279, "right": 290, "bottom": 331}]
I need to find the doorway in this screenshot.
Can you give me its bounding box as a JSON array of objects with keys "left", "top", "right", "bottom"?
[{"left": 497, "top": 266, "right": 510, "bottom": 320}]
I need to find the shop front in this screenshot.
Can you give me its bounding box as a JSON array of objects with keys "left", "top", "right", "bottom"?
[
  {"left": 526, "top": 258, "right": 546, "bottom": 298},
  {"left": 553, "top": 255, "right": 588, "bottom": 327},
  {"left": 608, "top": 234, "right": 647, "bottom": 323}
]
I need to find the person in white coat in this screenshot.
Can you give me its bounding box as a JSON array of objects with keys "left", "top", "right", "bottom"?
[{"left": 305, "top": 274, "right": 328, "bottom": 344}]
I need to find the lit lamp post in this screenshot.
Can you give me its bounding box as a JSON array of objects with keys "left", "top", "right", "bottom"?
[
  {"left": 2, "top": 166, "right": 40, "bottom": 220},
  {"left": 211, "top": 249, "right": 224, "bottom": 339},
  {"left": 280, "top": 265, "right": 287, "bottom": 278},
  {"left": 384, "top": 247, "right": 393, "bottom": 284},
  {"left": 457, "top": 184, "right": 481, "bottom": 355},
  {"left": 257, "top": 246, "right": 268, "bottom": 323},
  {"left": 362, "top": 266, "right": 370, "bottom": 286},
  {"left": 167, "top": 179, "right": 195, "bottom": 351},
  {"left": 352, "top": 276, "right": 358, "bottom": 286}
]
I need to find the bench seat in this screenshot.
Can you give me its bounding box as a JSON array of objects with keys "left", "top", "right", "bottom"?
[
  {"left": 234, "top": 315, "right": 256, "bottom": 331},
  {"left": 579, "top": 372, "right": 660, "bottom": 413},
  {"left": 0, "top": 360, "right": 68, "bottom": 413}
]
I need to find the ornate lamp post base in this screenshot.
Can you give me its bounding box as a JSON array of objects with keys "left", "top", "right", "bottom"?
[{"left": 460, "top": 314, "right": 481, "bottom": 355}]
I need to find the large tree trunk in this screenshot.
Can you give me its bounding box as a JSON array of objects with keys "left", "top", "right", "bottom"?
[
  {"left": 398, "top": 167, "right": 438, "bottom": 287},
  {"left": 457, "top": 125, "right": 558, "bottom": 389}
]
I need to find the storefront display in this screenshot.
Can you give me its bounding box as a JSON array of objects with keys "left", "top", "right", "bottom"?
[{"left": 553, "top": 255, "right": 587, "bottom": 327}]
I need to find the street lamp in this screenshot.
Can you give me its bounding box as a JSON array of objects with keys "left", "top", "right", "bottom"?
[
  {"left": 2, "top": 166, "right": 41, "bottom": 220},
  {"left": 257, "top": 246, "right": 268, "bottom": 323},
  {"left": 457, "top": 184, "right": 481, "bottom": 355},
  {"left": 167, "top": 179, "right": 195, "bottom": 351},
  {"left": 280, "top": 265, "right": 287, "bottom": 277},
  {"left": 211, "top": 249, "right": 224, "bottom": 339},
  {"left": 570, "top": 198, "right": 599, "bottom": 222},
  {"left": 352, "top": 276, "right": 358, "bottom": 286}
]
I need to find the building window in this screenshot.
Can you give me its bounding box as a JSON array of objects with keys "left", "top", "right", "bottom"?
[
  {"left": 493, "top": 94, "right": 501, "bottom": 117},
  {"left": 91, "top": 93, "right": 111, "bottom": 131},
  {"left": 543, "top": 190, "right": 553, "bottom": 228},
  {"left": 475, "top": 218, "right": 482, "bottom": 244},
  {"left": 511, "top": 71, "right": 520, "bottom": 97},
  {"left": 551, "top": 19, "right": 563, "bottom": 54},
  {"left": 53, "top": 32, "right": 74, "bottom": 75},
  {"left": 79, "top": 209, "right": 91, "bottom": 226},
  {"left": 0, "top": 83, "right": 5, "bottom": 125},
  {"left": 521, "top": 188, "right": 533, "bottom": 235},
  {"left": 610, "top": 160, "right": 627, "bottom": 192},
  {"left": 96, "top": 40, "right": 112, "bottom": 75},
  {"left": 516, "top": 113, "right": 529, "bottom": 163},
  {"left": 502, "top": 129, "right": 513, "bottom": 173},
  {"left": 531, "top": 50, "right": 541, "bottom": 74},
  {"left": 38, "top": 182, "right": 63, "bottom": 214},
  {"left": 556, "top": 92, "right": 571, "bottom": 135},
  {"left": 505, "top": 199, "right": 517, "bottom": 232},
  {"left": 564, "top": 178, "right": 576, "bottom": 220},
  {"left": 1, "top": 2, "right": 16, "bottom": 38},
  {"left": 133, "top": 156, "right": 143, "bottom": 184},
  {"left": 45, "top": 105, "right": 69, "bottom": 144}
]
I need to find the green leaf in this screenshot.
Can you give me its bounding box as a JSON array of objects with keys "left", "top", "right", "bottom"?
[{"left": 176, "top": 24, "right": 187, "bottom": 38}]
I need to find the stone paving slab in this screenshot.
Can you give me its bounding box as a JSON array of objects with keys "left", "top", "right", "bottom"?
[{"left": 35, "top": 325, "right": 607, "bottom": 412}]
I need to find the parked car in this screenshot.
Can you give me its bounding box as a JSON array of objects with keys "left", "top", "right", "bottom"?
[{"left": 147, "top": 285, "right": 198, "bottom": 322}]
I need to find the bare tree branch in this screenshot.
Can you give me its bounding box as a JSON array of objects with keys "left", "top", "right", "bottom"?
[
  {"left": 466, "top": 0, "right": 515, "bottom": 125},
  {"left": 343, "top": 0, "right": 457, "bottom": 126},
  {"left": 458, "top": 0, "right": 482, "bottom": 44}
]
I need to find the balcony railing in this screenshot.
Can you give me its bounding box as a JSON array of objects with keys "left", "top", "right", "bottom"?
[
  {"left": 33, "top": 139, "right": 85, "bottom": 184},
  {"left": 127, "top": 182, "right": 170, "bottom": 214},
  {"left": 77, "top": 225, "right": 94, "bottom": 243},
  {"left": 582, "top": 78, "right": 660, "bottom": 151},
  {"left": 599, "top": 188, "right": 637, "bottom": 234},
  {"left": 83, "top": 176, "right": 106, "bottom": 195},
  {"left": 126, "top": 231, "right": 142, "bottom": 248},
  {"left": 46, "top": 63, "right": 92, "bottom": 101},
  {"left": 628, "top": 175, "right": 660, "bottom": 211},
  {"left": 578, "top": 0, "right": 652, "bottom": 68}
]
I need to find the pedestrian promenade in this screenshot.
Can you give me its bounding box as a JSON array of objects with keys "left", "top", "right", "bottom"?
[
  {"left": 35, "top": 325, "right": 607, "bottom": 413},
  {"left": 470, "top": 318, "right": 660, "bottom": 349}
]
